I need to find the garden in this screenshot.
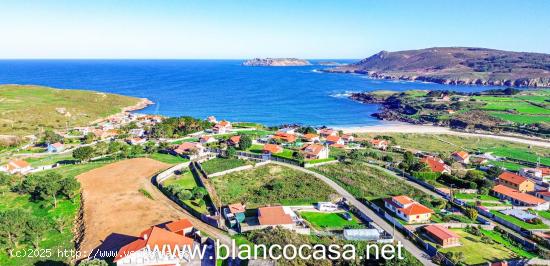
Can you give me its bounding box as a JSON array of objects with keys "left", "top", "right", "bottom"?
[
  {"left": 299, "top": 211, "right": 362, "bottom": 230},
  {"left": 162, "top": 169, "right": 209, "bottom": 214},
  {"left": 200, "top": 157, "right": 251, "bottom": 175},
  {"left": 210, "top": 164, "right": 337, "bottom": 208}
]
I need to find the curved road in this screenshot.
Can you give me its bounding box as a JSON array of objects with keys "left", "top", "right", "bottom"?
[{"left": 271, "top": 161, "right": 436, "bottom": 265}]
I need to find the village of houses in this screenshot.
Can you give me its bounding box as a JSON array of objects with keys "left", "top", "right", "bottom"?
[{"left": 2, "top": 110, "right": 550, "bottom": 266}]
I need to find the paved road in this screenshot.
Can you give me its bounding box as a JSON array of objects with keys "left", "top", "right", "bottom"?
[{"left": 271, "top": 161, "right": 437, "bottom": 265}]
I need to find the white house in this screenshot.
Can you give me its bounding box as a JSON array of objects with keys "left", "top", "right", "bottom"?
[
  {"left": 199, "top": 135, "right": 217, "bottom": 145},
  {"left": 212, "top": 120, "right": 232, "bottom": 134},
  {"left": 451, "top": 151, "right": 470, "bottom": 164},
  {"left": 47, "top": 142, "right": 65, "bottom": 153},
  {"left": 301, "top": 144, "right": 330, "bottom": 160},
  {"left": 384, "top": 196, "right": 434, "bottom": 224},
  {"left": 1, "top": 159, "right": 32, "bottom": 175},
  {"left": 128, "top": 137, "right": 147, "bottom": 145},
  {"left": 172, "top": 142, "right": 206, "bottom": 159},
  {"left": 129, "top": 128, "right": 145, "bottom": 137}
]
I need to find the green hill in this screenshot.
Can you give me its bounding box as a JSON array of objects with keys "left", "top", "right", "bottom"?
[{"left": 0, "top": 84, "right": 144, "bottom": 136}]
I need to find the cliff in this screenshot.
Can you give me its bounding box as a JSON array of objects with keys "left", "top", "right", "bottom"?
[
  {"left": 242, "top": 58, "right": 311, "bottom": 66},
  {"left": 325, "top": 47, "right": 550, "bottom": 87}
]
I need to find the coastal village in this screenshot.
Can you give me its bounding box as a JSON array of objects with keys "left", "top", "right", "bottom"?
[{"left": 1, "top": 103, "right": 550, "bottom": 266}]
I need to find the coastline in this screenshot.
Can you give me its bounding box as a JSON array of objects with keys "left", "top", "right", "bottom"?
[
  {"left": 90, "top": 97, "right": 154, "bottom": 125},
  {"left": 335, "top": 122, "right": 550, "bottom": 148}
]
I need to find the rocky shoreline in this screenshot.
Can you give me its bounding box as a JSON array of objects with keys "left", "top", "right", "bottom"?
[{"left": 242, "top": 58, "right": 311, "bottom": 66}]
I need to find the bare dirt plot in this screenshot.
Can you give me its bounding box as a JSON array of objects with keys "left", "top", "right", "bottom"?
[{"left": 77, "top": 158, "right": 177, "bottom": 256}]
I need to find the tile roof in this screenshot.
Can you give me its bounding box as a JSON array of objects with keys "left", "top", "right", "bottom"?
[
  {"left": 228, "top": 203, "right": 246, "bottom": 213},
  {"left": 301, "top": 143, "right": 325, "bottom": 156},
  {"left": 326, "top": 135, "right": 341, "bottom": 143},
  {"left": 7, "top": 159, "right": 30, "bottom": 169},
  {"left": 385, "top": 198, "right": 434, "bottom": 216},
  {"left": 229, "top": 135, "right": 241, "bottom": 144},
  {"left": 273, "top": 132, "right": 296, "bottom": 142},
  {"left": 420, "top": 156, "right": 449, "bottom": 173},
  {"left": 164, "top": 218, "right": 193, "bottom": 233},
  {"left": 392, "top": 195, "right": 414, "bottom": 206},
  {"left": 424, "top": 225, "right": 460, "bottom": 241},
  {"left": 452, "top": 151, "right": 469, "bottom": 160},
  {"left": 114, "top": 226, "right": 194, "bottom": 262},
  {"left": 303, "top": 133, "right": 318, "bottom": 140},
  {"left": 498, "top": 172, "right": 529, "bottom": 185},
  {"left": 492, "top": 185, "right": 546, "bottom": 205},
  {"left": 258, "top": 206, "right": 293, "bottom": 225},
  {"left": 263, "top": 144, "right": 282, "bottom": 154}
]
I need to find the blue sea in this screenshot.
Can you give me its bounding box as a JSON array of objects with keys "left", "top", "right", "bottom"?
[{"left": 0, "top": 60, "right": 501, "bottom": 127}]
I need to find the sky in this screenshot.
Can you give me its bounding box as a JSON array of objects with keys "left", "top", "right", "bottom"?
[{"left": 1, "top": 0, "right": 549, "bottom": 59}]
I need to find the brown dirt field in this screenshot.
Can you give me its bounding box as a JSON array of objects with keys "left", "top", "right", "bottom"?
[{"left": 77, "top": 158, "right": 178, "bottom": 256}]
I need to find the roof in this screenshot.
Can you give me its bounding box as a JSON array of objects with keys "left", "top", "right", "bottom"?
[
  {"left": 492, "top": 185, "right": 546, "bottom": 205},
  {"left": 319, "top": 128, "right": 335, "bottom": 135},
  {"left": 498, "top": 172, "right": 530, "bottom": 186},
  {"left": 200, "top": 135, "right": 213, "bottom": 141},
  {"left": 369, "top": 139, "right": 388, "bottom": 145},
  {"left": 452, "top": 151, "right": 469, "bottom": 160},
  {"left": 228, "top": 203, "right": 246, "bottom": 213},
  {"left": 326, "top": 135, "right": 341, "bottom": 142},
  {"left": 385, "top": 198, "right": 434, "bottom": 216},
  {"left": 174, "top": 142, "right": 202, "bottom": 154},
  {"left": 164, "top": 218, "right": 193, "bottom": 233},
  {"left": 6, "top": 159, "right": 30, "bottom": 170},
  {"left": 273, "top": 132, "right": 296, "bottom": 142},
  {"left": 420, "top": 156, "right": 449, "bottom": 173},
  {"left": 263, "top": 144, "right": 282, "bottom": 154},
  {"left": 424, "top": 225, "right": 460, "bottom": 241},
  {"left": 218, "top": 120, "right": 230, "bottom": 127},
  {"left": 538, "top": 168, "right": 550, "bottom": 175},
  {"left": 114, "top": 226, "right": 194, "bottom": 262},
  {"left": 301, "top": 143, "right": 325, "bottom": 156},
  {"left": 392, "top": 195, "right": 414, "bottom": 206},
  {"left": 229, "top": 135, "right": 241, "bottom": 144},
  {"left": 51, "top": 142, "right": 64, "bottom": 148},
  {"left": 330, "top": 143, "right": 345, "bottom": 148},
  {"left": 258, "top": 206, "right": 293, "bottom": 225},
  {"left": 303, "top": 133, "right": 318, "bottom": 140}
]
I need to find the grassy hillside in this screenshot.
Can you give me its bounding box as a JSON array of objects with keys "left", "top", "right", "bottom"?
[{"left": 0, "top": 84, "right": 142, "bottom": 136}]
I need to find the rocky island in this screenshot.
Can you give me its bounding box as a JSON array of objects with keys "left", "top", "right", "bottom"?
[
  {"left": 325, "top": 47, "right": 550, "bottom": 87},
  {"left": 242, "top": 58, "right": 311, "bottom": 66}
]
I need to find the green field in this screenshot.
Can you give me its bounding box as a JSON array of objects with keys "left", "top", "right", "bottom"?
[
  {"left": 200, "top": 157, "right": 250, "bottom": 174},
  {"left": 24, "top": 153, "right": 76, "bottom": 167},
  {"left": 162, "top": 169, "right": 208, "bottom": 214},
  {"left": 0, "top": 161, "right": 109, "bottom": 265},
  {"left": 439, "top": 229, "right": 520, "bottom": 265},
  {"left": 490, "top": 112, "right": 550, "bottom": 124},
  {"left": 479, "top": 229, "right": 537, "bottom": 259},
  {"left": 210, "top": 164, "right": 336, "bottom": 208},
  {"left": 0, "top": 84, "right": 141, "bottom": 136},
  {"left": 487, "top": 146, "right": 550, "bottom": 166},
  {"left": 299, "top": 211, "right": 361, "bottom": 230},
  {"left": 313, "top": 161, "right": 426, "bottom": 200},
  {"left": 454, "top": 193, "right": 499, "bottom": 201},
  {"left": 491, "top": 210, "right": 549, "bottom": 230},
  {"left": 149, "top": 152, "right": 190, "bottom": 164}
]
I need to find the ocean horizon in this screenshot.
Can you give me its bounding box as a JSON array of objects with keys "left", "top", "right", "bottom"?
[{"left": 0, "top": 59, "right": 503, "bottom": 127}]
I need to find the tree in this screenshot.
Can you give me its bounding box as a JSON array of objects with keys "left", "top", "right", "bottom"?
[
  {"left": 464, "top": 208, "right": 478, "bottom": 221},
  {"left": 94, "top": 141, "right": 108, "bottom": 156},
  {"left": 43, "top": 129, "right": 63, "bottom": 144},
  {"left": 225, "top": 147, "right": 236, "bottom": 158},
  {"left": 73, "top": 146, "right": 95, "bottom": 162},
  {"left": 292, "top": 151, "right": 304, "bottom": 161},
  {"left": 465, "top": 169, "right": 485, "bottom": 180},
  {"left": 107, "top": 141, "right": 123, "bottom": 154},
  {"left": 144, "top": 141, "right": 157, "bottom": 154},
  {"left": 0, "top": 209, "right": 29, "bottom": 248},
  {"left": 82, "top": 132, "right": 95, "bottom": 144},
  {"left": 238, "top": 135, "right": 252, "bottom": 150},
  {"left": 35, "top": 174, "right": 62, "bottom": 208},
  {"left": 130, "top": 145, "right": 145, "bottom": 157},
  {"left": 59, "top": 177, "right": 80, "bottom": 200},
  {"left": 176, "top": 190, "right": 193, "bottom": 201},
  {"left": 296, "top": 126, "right": 316, "bottom": 134},
  {"left": 25, "top": 217, "right": 48, "bottom": 248},
  {"left": 486, "top": 166, "right": 503, "bottom": 179},
  {"left": 191, "top": 187, "right": 208, "bottom": 200}
]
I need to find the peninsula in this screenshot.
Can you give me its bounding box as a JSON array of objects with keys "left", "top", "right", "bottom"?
[
  {"left": 325, "top": 47, "right": 550, "bottom": 87},
  {"left": 242, "top": 58, "right": 312, "bottom": 66}
]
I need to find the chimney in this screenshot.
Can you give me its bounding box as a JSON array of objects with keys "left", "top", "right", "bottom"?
[{"left": 143, "top": 234, "right": 148, "bottom": 240}]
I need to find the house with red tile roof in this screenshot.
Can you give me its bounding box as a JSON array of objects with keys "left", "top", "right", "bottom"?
[
  {"left": 257, "top": 206, "right": 295, "bottom": 228},
  {"left": 263, "top": 144, "right": 283, "bottom": 154},
  {"left": 114, "top": 225, "right": 195, "bottom": 266},
  {"left": 451, "top": 151, "right": 470, "bottom": 164},
  {"left": 228, "top": 135, "right": 241, "bottom": 146},
  {"left": 520, "top": 167, "right": 550, "bottom": 182},
  {"left": 423, "top": 225, "right": 460, "bottom": 248},
  {"left": 325, "top": 135, "right": 344, "bottom": 146},
  {"left": 172, "top": 142, "right": 206, "bottom": 159},
  {"left": 273, "top": 132, "right": 296, "bottom": 143},
  {"left": 127, "top": 137, "right": 147, "bottom": 146},
  {"left": 420, "top": 156, "right": 451, "bottom": 174},
  {"left": 341, "top": 134, "right": 355, "bottom": 143},
  {"left": 301, "top": 143, "right": 329, "bottom": 160},
  {"left": 199, "top": 135, "right": 217, "bottom": 145},
  {"left": 165, "top": 218, "right": 194, "bottom": 236},
  {"left": 212, "top": 120, "right": 232, "bottom": 134},
  {"left": 318, "top": 128, "right": 337, "bottom": 138},
  {"left": 384, "top": 195, "right": 434, "bottom": 223},
  {"left": 497, "top": 172, "right": 535, "bottom": 192},
  {"left": 369, "top": 139, "right": 388, "bottom": 150},
  {"left": 491, "top": 185, "right": 549, "bottom": 210},
  {"left": 0, "top": 159, "right": 32, "bottom": 175},
  {"left": 302, "top": 133, "right": 320, "bottom": 143}
]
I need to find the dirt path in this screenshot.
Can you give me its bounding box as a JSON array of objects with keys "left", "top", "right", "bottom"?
[{"left": 77, "top": 158, "right": 230, "bottom": 258}]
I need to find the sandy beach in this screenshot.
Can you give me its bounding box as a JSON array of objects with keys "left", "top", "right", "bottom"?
[{"left": 335, "top": 122, "right": 550, "bottom": 148}]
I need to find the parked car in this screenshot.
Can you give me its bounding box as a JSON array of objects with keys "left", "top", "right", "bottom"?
[{"left": 341, "top": 212, "right": 352, "bottom": 221}]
